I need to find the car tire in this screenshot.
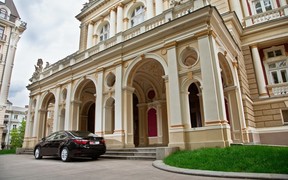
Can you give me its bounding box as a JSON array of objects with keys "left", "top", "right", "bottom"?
[
  {"left": 34, "top": 147, "right": 42, "bottom": 159},
  {"left": 91, "top": 155, "right": 99, "bottom": 160},
  {"left": 61, "top": 147, "right": 71, "bottom": 162}
]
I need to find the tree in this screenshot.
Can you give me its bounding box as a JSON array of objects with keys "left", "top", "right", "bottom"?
[{"left": 10, "top": 120, "right": 26, "bottom": 149}]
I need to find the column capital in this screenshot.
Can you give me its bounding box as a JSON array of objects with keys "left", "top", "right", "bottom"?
[
  {"left": 251, "top": 44, "right": 258, "bottom": 49},
  {"left": 117, "top": 3, "right": 124, "bottom": 8},
  {"left": 109, "top": 6, "right": 116, "bottom": 12},
  {"left": 123, "top": 86, "right": 135, "bottom": 93},
  {"left": 164, "top": 41, "right": 177, "bottom": 49}
]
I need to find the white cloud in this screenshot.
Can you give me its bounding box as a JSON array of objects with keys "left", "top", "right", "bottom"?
[{"left": 9, "top": 0, "right": 87, "bottom": 107}]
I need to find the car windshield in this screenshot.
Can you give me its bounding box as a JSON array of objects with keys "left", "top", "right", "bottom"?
[{"left": 70, "top": 131, "right": 97, "bottom": 138}]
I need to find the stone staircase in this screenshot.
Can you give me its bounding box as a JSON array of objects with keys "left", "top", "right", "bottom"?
[
  {"left": 16, "top": 148, "right": 34, "bottom": 155},
  {"left": 100, "top": 147, "right": 157, "bottom": 160},
  {"left": 16, "top": 147, "right": 157, "bottom": 160}
]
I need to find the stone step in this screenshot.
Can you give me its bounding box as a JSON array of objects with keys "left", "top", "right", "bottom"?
[
  {"left": 16, "top": 148, "right": 33, "bottom": 155},
  {"left": 100, "top": 154, "right": 156, "bottom": 160},
  {"left": 105, "top": 151, "right": 156, "bottom": 157},
  {"left": 101, "top": 147, "right": 157, "bottom": 160}
]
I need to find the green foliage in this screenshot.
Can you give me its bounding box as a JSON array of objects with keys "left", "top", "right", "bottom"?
[
  {"left": 0, "top": 149, "right": 16, "bottom": 155},
  {"left": 10, "top": 120, "right": 26, "bottom": 149},
  {"left": 164, "top": 145, "right": 288, "bottom": 174}
]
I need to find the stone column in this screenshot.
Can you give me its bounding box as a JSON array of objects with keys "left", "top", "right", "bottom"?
[
  {"left": 114, "top": 62, "right": 123, "bottom": 133},
  {"left": 86, "top": 22, "right": 94, "bottom": 49},
  {"left": 155, "top": 0, "right": 163, "bottom": 15},
  {"left": 116, "top": 3, "right": 124, "bottom": 33},
  {"left": 24, "top": 98, "right": 33, "bottom": 138},
  {"left": 147, "top": 0, "right": 154, "bottom": 19},
  {"left": 95, "top": 69, "right": 104, "bottom": 136},
  {"left": 198, "top": 33, "right": 227, "bottom": 124},
  {"left": 242, "top": 0, "right": 252, "bottom": 26},
  {"left": 137, "top": 103, "right": 148, "bottom": 146},
  {"left": 123, "top": 86, "right": 135, "bottom": 148},
  {"left": 110, "top": 7, "right": 116, "bottom": 37},
  {"left": 228, "top": 0, "right": 243, "bottom": 21},
  {"left": 123, "top": 18, "right": 129, "bottom": 31},
  {"left": 64, "top": 82, "right": 72, "bottom": 130},
  {"left": 32, "top": 95, "right": 41, "bottom": 138},
  {"left": 251, "top": 45, "right": 268, "bottom": 97},
  {"left": 71, "top": 100, "right": 81, "bottom": 130},
  {"left": 53, "top": 86, "right": 61, "bottom": 132},
  {"left": 280, "top": 0, "right": 288, "bottom": 15}
]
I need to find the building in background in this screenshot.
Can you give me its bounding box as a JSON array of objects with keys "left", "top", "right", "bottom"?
[
  {"left": 0, "top": 0, "right": 26, "bottom": 150},
  {"left": 2, "top": 101, "right": 27, "bottom": 149},
  {"left": 24, "top": 0, "right": 288, "bottom": 151}
]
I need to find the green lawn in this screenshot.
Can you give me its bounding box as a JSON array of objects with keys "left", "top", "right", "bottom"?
[
  {"left": 0, "top": 149, "right": 16, "bottom": 155},
  {"left": 164, "top": 145, "right": 288, "bottom": 174}
]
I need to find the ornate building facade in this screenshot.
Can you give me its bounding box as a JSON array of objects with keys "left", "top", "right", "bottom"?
[
  {"left": 0, "top": 0, "right": 26, "bottom": 150},
  {"left": 24, "top": 0, "right": 288, "bottom": 150}
]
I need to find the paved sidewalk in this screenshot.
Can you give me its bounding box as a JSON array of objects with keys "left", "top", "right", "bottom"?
[{"left": 153, "top": 160, "right": 288, "bottom": 180}]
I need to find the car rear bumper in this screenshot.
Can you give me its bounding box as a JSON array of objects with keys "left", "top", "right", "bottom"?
[{"left": 70, "top": 146, "right": 106, "bottom": 158}]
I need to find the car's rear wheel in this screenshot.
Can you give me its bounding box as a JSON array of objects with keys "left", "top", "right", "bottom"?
[
  {"left": 34, "top": 147, "right": 42, "bottom": 159},
  {"left": 91, "top": 155, "right": 99, "bottom": 160},
  {"left": 61, "top": 147, "right": 71, "bottom": 162}
]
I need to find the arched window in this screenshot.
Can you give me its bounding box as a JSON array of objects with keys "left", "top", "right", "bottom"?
[
  {"left": 0, "top": 8, "right": 8, "bottom": 19},
  {"left": 99, "top": 23, "right": 110, "bottom": 42},
  {"left": 131, "top": 5, "right": 145, "bottom": 27}
]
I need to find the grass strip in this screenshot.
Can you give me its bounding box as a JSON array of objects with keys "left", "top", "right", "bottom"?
[
  {"left": 0, "top": 149, "right": 16, "bottom": 155},
  {"left": 164, "top": 145, "right": 288, "bottom": 174}
]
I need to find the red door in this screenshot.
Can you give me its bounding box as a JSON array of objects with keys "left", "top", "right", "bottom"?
[{"left": 148, "top": 108, "right": 157, "bottom": 137}]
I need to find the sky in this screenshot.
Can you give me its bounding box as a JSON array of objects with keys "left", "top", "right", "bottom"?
[{"left": 8, "top": 0, "right": 87, "bottom": 107}]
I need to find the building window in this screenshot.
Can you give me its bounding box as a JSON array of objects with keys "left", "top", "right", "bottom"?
[
  {"left": 0, "top": 8, "right": 8, "bottom": 19},
  {"left": 282, "top": 109, "right": 288, "bottom": 124},
  {"left": 264, "top": 46, "right": 288, "bottom": 85},
  {"left": 131, "top": 5, "right": 145, "bottom": 27},
  {"left": 99, "top": 23, "right": 110, "bottom": 42},
  {"left": 268, "top": 60, "right": 288, "bottom": 84},
  {"left": 253, "top": 0, "right": 273, "bottom": 14},
  {"left": 0, "top": 26, "right": 5, "bottom": 41},
  {"left": 14, "top": 115, "right": 18, "bottom": 119},
  {"left": 13, "top": 125, "right": 17, "bottom": 129}
]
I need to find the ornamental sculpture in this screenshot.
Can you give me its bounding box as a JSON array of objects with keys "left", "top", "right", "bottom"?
[
  {"left": 170, "top": 0, "right": 184, "bottom": 6},
  {"left": 29, "top": 58, "right": 43, "bottom": 82}
]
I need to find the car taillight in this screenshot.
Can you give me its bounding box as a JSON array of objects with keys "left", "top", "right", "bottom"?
[
  {"left": 100, "top": 139, "right": 105, "bottom": 144},
  {"left": 73, "top": 139, "right": 89, "bottom": 145}
]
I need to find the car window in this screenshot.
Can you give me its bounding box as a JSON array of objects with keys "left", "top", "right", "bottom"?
[
  {"left": 54, "top": 132, "right": 67, "bottom": 140},
  {"left": 45, "top": 133, "right": 57, "bottom": 141},
  {"left": 70, "top": 131, "right": 98, "bottom": 138}
]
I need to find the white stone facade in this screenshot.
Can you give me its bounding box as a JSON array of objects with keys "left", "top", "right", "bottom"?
[
  {"left": 24, "top": 0, "right": 288, "bottom": 150},
  {"left": 0, "top": 0, "right": 26, "bottom": 150},
  {"left": 2, "top": 102, "right": 27, "bottom": 149}
]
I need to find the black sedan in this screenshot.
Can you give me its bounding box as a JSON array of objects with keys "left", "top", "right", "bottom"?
[{"left": 34, "top": 130, "right": 106, "bottom": 162}]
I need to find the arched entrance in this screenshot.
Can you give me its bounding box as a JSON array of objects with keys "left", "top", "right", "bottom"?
[
  {"left": 128, "top": 58, "right": 168, "bottom": 147},
  {"left": 74, "top": 79, "right": 96, "bottom": 132},
  {"left": 39, "top": 92, "right": 55, "bottom": 138},
  {"left": 188, "top": 83, "right": 202, "bottom": 128},
  {"left": 218, "top": 53, "right": 245, "bottom": 143}
]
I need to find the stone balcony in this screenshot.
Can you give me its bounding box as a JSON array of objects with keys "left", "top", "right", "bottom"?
[
  {"left": 243, "top": 5, "right": 288, "bottom": 27},
  {"left": 267, "top": 83, "right": 288, "bottom": 97}
]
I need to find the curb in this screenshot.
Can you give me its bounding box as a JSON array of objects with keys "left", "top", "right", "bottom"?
[{"left": 152, "top": 160, "right": 288, "bottom": 179}]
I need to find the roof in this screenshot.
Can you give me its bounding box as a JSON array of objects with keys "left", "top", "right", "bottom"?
[{"left": 0, "top": 0, "right": 20, "bottom": 18}]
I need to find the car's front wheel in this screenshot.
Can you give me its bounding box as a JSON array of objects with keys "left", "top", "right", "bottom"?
[
  {"left": 34, "top": 147, "right": 42, "bottom": 159},
  {"left": 61, "top": 147, "right": 71, "bottom": 162}
]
